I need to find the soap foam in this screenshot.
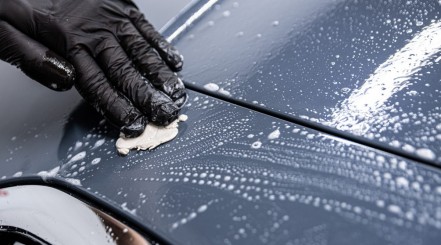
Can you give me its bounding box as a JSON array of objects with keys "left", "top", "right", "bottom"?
[{"left": 203, "top": 83, "right": 220, "bottom": 92}]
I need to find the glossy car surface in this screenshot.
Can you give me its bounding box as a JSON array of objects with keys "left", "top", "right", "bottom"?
[
  {"left": 1, "top": 0, "right": 441, "bottom": 244},
  {"left": 173, "top": 0, "right": 441, "bottom": 165}
]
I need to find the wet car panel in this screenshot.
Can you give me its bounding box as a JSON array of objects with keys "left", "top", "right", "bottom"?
[
  {"left": 54, "top": 91, "right": 441, "bottom": 245},
  {"left": 0, "top": 67, "right": 80, "bottom": 178},
  {"left": 1, "top": 68, "right": 441, "bottom": 244},
  {"left": 1, "top": 1, "right": 441, "bottom": 244},
  {"left": 171, "top": 0, "right": 441, "bottom": 165}
]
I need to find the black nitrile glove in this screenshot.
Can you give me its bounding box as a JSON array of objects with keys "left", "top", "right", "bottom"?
[{"left": 0, "top": 0, "right": 186, "bottom": 137}]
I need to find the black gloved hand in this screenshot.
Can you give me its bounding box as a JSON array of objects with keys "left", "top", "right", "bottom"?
[{"left": 0, "top": 0, "right": 186, "bottom": 137}]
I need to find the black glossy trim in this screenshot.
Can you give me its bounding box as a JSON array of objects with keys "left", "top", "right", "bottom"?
[
  {"left": 0, "top": 177, "right": 175, "bottom": 245},
  {"left": 184, "top": 82, "right": 441, "bottom": 171}
]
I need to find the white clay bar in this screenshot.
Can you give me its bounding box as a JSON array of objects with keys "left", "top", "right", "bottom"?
[{"left": 116, "top": 114, "right": 188, "bottom": 156}]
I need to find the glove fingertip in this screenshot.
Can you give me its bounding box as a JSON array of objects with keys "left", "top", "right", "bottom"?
[
  {"left": 51, "top": 60, "right": 76, "bottom": 91},
  {"left": 21, "top": 50, "right": 76, "bottom": 91},
  {"left": 170, "top": 54, "right": 184, "bottom": 72},
  {"left": 157, "top": 41, "right": 184, "bottom": 72},
  {"left": 174, "top": 92, "right": 188, "bottom": 109},
  {"left": 151, "top": 103, "right": 180, "bottom": 126},
  {"left": 120, "top": 114, "right": 147, "bottom": 138},
  {"left": 172, "top": 58, "right": 184, "bottom": 72}
]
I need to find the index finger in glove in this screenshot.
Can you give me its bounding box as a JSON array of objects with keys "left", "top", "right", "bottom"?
[
  {"left": 116, "top": 21, "right": 186, "bottom": 106},
  {"left": 126, "top": 8, "right": 183, "bottom": 72},
  {"left": 71, "top": 47, "right": 147, "bottom": 138}
]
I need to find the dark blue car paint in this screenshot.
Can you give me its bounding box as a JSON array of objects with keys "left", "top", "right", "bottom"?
[
  {"left": 1, "top": 0, "right": 441, "bottom": 244},
  {"left": 171, "top": 0, "right": 441, "bottom": 166},
  {"left": 1, "top": 78, "right": 441, "bottom": 244}
]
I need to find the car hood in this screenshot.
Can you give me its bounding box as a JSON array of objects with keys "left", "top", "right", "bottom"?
[
  {"left": 171, "top": 0, "right": 441, "bottom": 166},
  {"left": 1, "top": 1, "right": 441, "bottom": 244},
  {"left": 1, "top": 70, "right": 441, "bottom": 244}
]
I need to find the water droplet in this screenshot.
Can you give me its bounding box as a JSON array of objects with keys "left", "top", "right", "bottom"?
[
  {"left": 91, "top": 158, "right": 101, "bottom": 165},
  {"left": 251, "top": 141, "right": 262, "bottom": 149}
]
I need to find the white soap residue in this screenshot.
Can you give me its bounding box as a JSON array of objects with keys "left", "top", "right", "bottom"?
[
  {"left": 415, "top": 148, "right": 436, "bottom": 160},
  {"left": 68, "top": 151, "right": 86, "bottom": 164},
  {"left": 116, "top": 115, "right": 188, "bottom": 156},
  {"left": 376, "top": 200, "right": 385, "bottom": 208},
  {"left": 91, "top": 158, "right": 101, "bottom": 165},
  {"left": 402, "top": 144, "right": 416, "bottom": 153},
  {"left": 65, "top": 178, "right": 82, "bottom": 186},
  {"left": 92, "top": 139, "right": 105, "bottom": 149},
  {"left": 121, "top": 202, "right": 137, "bottom": 215},
  {"left": 204, "top": 83, "right": 220, "bottom": 92},
  {"left": 268, "top": 129, "right": 281, "bottom": 140},
  {"left": 38, "top": 166, "right": 60, "bottom": 179},
  {"left": 222, "top": 10, "right": 231, "bottom": 17},
  {"left": 388, "top": 205, "right": 402, "bottom": 214},
  {"left": 74, "top": 141, "right": 83, "bottom": 151},
  {"left": 251, "top": 140, "right": 262, "bottom": 149},
  {"left": 389, "top": 140, "right": 401, "bottom": 147},
  {"left": 13, "top": 171, "right": 23, "bottom": 177},
  {"left": 396, "top": 177, "right": 409, "bottom": 188},
  {"left": 198, "top": 205, "right": 208, "bottom": 213},
  {"left": 218, "top": 88, "right": 231, "bottom": 96}
]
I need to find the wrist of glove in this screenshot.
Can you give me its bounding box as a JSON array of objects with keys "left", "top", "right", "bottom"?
[{"left": 0, "top": 0, "right": 186, "bottom": 137}]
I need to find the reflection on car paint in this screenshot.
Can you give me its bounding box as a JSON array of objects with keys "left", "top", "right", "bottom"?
[
  {"left": 326, "top": 20, "right": 441, "bottom": 161},
  {"left": 173, "top": 0, "right": 441, "bottom": 164},
  {"left": 0, "top": 0, "right": 441, "bottom": 243},
  {"left": 166, "top": 0, "right": 221, "bottom": 42}
]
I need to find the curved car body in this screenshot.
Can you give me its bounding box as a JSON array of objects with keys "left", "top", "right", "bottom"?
[{"left": 1, "top": 0, "right": 441, "bottom": 244}]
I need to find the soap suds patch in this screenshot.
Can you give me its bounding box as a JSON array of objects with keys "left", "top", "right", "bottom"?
[
  {"left": 116, "top": 115, "right": 188, "bottom": 155},
  {"left": 204, "top": 83, "right": 220, "bottom": 92},
  {"left": 268, "top": 129, "right": 281, "bottom": 140},
  {"left": 251, "top": 140, "right": 262, "bottom": 149},
  {"left": 415, "top": 148, "right": 436, "bottom": 160}
]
